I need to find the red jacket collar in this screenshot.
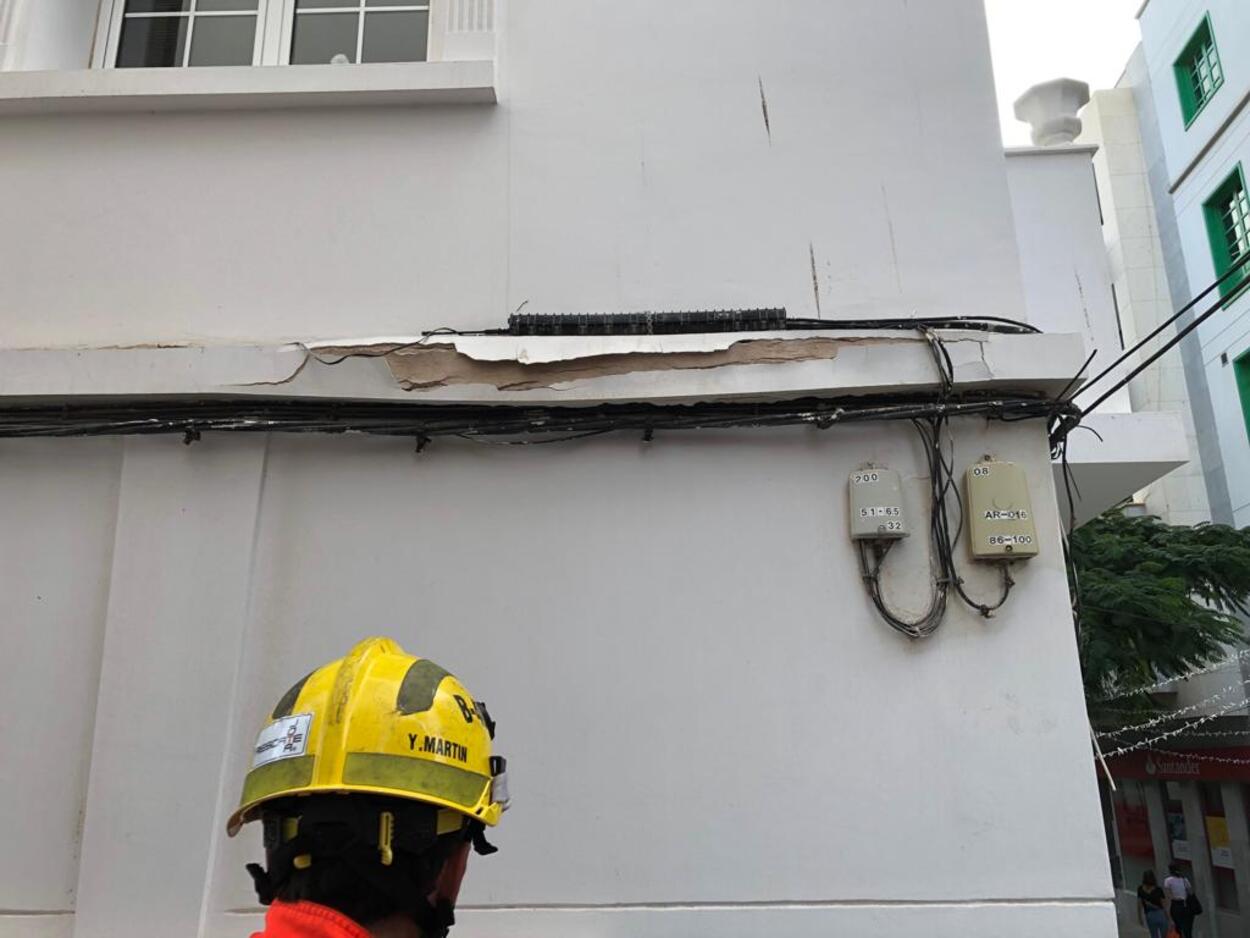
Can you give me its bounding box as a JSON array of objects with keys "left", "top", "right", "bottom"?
[{"left": 251, "top": 901, "right": 373, "bottom": 938}]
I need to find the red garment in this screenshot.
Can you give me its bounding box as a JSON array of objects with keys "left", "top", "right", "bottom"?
[{"left": 250, "top": 900, "right": 372, "bottom": 938}]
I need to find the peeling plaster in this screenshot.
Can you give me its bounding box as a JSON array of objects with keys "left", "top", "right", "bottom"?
[{"left": 379, "top": 337, "right": 843, "bottom": 391}]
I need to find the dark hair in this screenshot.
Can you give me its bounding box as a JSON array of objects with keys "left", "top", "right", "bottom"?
[
  {"left": 1142, "top": 870, "right": 1157, "bottom": 887},
  {"left": 251, "top": 795, "right": 466, "bottom": 929},
  {"left": 274, "top": 838, "right": 460, "bottom": 925},
  {"left": 1169, "top": 862, "right": 1182, "bottom": 876}
]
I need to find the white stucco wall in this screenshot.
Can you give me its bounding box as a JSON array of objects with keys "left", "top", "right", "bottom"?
[
  {"left": 0, "top": 420, "right": 1116, "bottom": 938},
  {"left": 1004, "top": 146, "right": 1131, "bottom": 413},
  {"left": 1167, "top": 112, "right": 1250, "bottom": 526},
  {"left": 0, "top": 0, "right": 1030, "bottom": 348},
  {"left": 1138, "top": 0, "right": 1250, "bottom": 182},
  {"left": 1, "top": 0, "right": 97, "bottom": 71},
  {"left": 0, "top": 2, "right": 1122, "bottom": 936}
]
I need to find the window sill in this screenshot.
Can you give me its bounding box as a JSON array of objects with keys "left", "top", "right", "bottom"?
[
  {"left": 0, "top": 61, "right": 496, "bottom": 115},
  {"left": 1182, "top": 86, "right": 1220, "bottom": 131}
]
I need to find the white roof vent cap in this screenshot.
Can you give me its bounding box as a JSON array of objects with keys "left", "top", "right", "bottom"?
[{"left": 1013, "top": 78, "right": 1091, "bottom": 146}]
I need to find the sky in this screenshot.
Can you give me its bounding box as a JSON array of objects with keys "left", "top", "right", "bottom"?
[{"left": 984, "top": 0, "right": 1145, "bottom": 145}]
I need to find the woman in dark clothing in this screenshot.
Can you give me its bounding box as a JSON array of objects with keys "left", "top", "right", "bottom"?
[{"left": 1138, "top": 870, "right": 1168, "bottom": 938}]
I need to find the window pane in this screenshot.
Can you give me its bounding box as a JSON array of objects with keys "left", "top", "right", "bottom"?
[
  {"left": 125, "top": 0, "right": 191, "bottom": 12},
  {"left": 361, "top": 10, "right": 427, "bottom": 62},
  {"left": 188, "top": 15, "right": 256, "bottom": 65},
  {"left": 295, "top": 0, "right": 357, "bottom": 8},
  {"left": 366, "top": 0, "right": 430, "bottom": 6},
  {"left": 291, "top": 12, "right": 358, "bottom": 63},
  {"left": 196, "top": 0, "right": 259, "bottom": 10},
  {"left": 116, "top": 15, "right": 188, "bottom": 67}
]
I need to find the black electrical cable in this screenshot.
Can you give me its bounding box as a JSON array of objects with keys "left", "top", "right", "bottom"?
[
  {"left": 1073, "top": 255, "right": 1250, "bottom": 402},
  {"left": 857, "top": 330, "right": 1019, "bottom": 638},
  {"left": 0, "top": 393, "right": 1074, "bottom": 441},
  {"left": 1076, "top": 273, "right": 1250, "bottom": 420},
  {"left": 1047, "top": 258, "right": 1250, "bottom": 455},
  {"left": 453, "top": 315, "right": 1042, "bottom": 339},
  {"left": 858, "top": 538, "right": 948, "bottom": 639},
  {"left": 781, "top": 315, "right": 1041, "bottom": 335}
]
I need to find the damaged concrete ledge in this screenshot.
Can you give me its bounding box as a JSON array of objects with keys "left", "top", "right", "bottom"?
[{"left": 0, "top": 330, "right": 1089, "bottom": 405}]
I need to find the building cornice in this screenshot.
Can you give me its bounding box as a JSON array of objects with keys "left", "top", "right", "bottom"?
[{"left": 1169, "top": 89, "right": 1250, "bottom": 193}]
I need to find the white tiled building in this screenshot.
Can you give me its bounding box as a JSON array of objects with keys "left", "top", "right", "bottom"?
[{"left": 1074, "top": 3, "right": 1250, "bottom": 934}]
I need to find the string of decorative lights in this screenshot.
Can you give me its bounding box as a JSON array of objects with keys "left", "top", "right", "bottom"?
[
  {"left": 1100, "top": 694, "right": 1250, "bottom": 759},
  {"left": 1093, "top": 649, "right": 1250, "bottom": 704},
  {"left": 1096, "top": 677, "right": 1250, "bottom": 738},
  {"left": 1147, "top": 747, "right": 1250, "bottom": 766}
]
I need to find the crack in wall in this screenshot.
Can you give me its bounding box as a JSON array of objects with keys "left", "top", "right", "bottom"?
[{"left": 757, "top": 75, "right": 772, "bottom": 145}]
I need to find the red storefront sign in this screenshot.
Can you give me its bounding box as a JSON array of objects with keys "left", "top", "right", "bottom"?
[
  {"left": 1107, "top": 748, "right": 1250, "bottom": 782},
  {"left": 1115, "top": 802, "right": 1155, "bottom": 857}
]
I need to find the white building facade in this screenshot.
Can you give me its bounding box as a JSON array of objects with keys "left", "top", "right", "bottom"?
[
  {"left": 1070, "top": 3, "right": 1250, "bottom": 933},
  {"left": 1133, "top": 0, "right": 1250, "bottom": 530},
  {"left": 0, "top": 2, "right": 1181, "bottom": 936}
]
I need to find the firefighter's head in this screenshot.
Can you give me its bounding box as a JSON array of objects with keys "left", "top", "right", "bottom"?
[{"left": 228, "top": 638, "right": 509, "bottom": 935}]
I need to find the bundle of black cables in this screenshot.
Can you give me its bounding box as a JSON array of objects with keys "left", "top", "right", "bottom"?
[{"left": 856, "top": 328, "right": 1015, "bottom": 639}]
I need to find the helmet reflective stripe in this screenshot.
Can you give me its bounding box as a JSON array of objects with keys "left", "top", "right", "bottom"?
[
  {"left": 227, "top": 637, "right": 507, "bottom": 837},
  {"left": 271, "top": 672, "right": 313, "bottom": 720},
  {"left": 397, "top": 659, "right": 452, "bottom": 714},
  {"left": 343, "top": 753, "right": 491, "bottom": 808}
]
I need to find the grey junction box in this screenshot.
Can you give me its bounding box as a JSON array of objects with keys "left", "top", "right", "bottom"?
[
  {"left": 964, "top": 459, "right": 1039, "bottom": 559},
  {"left": 848, "top": 466, "right": 908, "bottom": 540}
]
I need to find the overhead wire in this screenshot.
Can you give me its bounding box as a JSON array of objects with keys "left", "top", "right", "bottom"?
[
  {"left": 1076, "top": 274, "right": 1250, "bottom": 419},
  {"left": 0, "top": 392, "right": 1071, "bottom": 441},
  {"left": 1052, "top": 258, "right": 1250, "bottom": 448},
  {"left": 1073, "top": 256, "right": 1250, "bottom": 402}
]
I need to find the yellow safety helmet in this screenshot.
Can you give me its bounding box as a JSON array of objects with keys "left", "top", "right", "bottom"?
[{"left": 227, "top": 637, "right": 508, "bottom": 838}]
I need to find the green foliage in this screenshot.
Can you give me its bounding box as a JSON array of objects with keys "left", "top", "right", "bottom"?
[{"left": 1071, "top": 510, "right": 1250, "bottom": 706}]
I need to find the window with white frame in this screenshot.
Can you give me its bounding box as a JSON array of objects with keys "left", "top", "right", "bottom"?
[
  {"left": 111, "top": 0, "right": 264, "bottom": 68},
  {"left": 288, "top": 0, "right": 431, "bottom": 65},
  {"left": 103, "top": 0, "right": 433, "bottom": 68}
]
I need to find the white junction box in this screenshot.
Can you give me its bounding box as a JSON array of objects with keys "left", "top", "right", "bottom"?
[
  {"left": 848, "top": 466, "right": 907, "bottom": 540},
  {"left": 965, "top": 459, "right": 1039, "bottom": 559}
]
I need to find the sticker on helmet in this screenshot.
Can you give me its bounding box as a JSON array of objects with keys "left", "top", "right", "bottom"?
[{"left": 252, "top": 713, "right": 313, "bottom": 768}]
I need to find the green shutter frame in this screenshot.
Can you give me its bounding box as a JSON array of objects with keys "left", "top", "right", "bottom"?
[
  {"left": 1236, "top": 351, "right": 1250, "bottom": 445},
  {"left": 1174, "top": 14, "right": 1224, "bottom": 128},
  {"left": 1202, "top": 164, "right": 1250, "bottom": 305}
]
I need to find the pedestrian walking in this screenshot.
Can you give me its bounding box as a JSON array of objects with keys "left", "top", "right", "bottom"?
[
  {"left": 1164, "top": 863, "right": 1202, "bottom": 938},
  {"left": 1138, "top": 870, "right": 1168, "bottom": 938}
]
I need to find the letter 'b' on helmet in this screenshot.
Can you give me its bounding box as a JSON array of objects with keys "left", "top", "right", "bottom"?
[{"left": 227, "top": 637, "right": 508, "bottom": 836}]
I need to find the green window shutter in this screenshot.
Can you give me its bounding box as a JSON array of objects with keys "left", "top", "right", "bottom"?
[
  {"left": 1174, "top": 14, "right": 1224, "bottom": 127},
  {"left": 1203, "top": 164, "right": 1250, "bottom": 303},
  {"left": 1236, "top": 351, "right": 1250, "bottom": 445}
]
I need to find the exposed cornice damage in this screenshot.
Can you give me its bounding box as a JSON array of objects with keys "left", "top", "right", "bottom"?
[
  {"left": 0, "top": 330, "right": 1089, "bottom": 404},
  {"left": 317, "top": 337, "right": 843, "bottom": 391}
]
